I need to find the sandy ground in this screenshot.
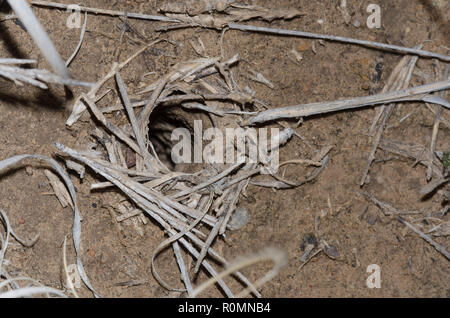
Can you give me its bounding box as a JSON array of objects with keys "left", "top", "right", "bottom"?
[{"left": 0, "top": 0, "right": 448, "bottom": 297}]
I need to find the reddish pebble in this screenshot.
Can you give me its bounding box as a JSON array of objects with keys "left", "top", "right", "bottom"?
[
  {"left": 297, "top": 40, "right": 311, "bottom": 52},
  {"left": 18, "top": 218, "right": 25, "bottom": 225}
]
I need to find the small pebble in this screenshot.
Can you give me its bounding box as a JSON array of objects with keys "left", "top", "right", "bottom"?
[
  {"left": 18, "top": 218, "right": 25, "bottom": 225},
  {"left": 376, "top": 175, "right": 384, "bottom": 184},
  {"left": 38, "top": 179, "right": 48, "bottom": 189},
  {"left": 228, "top": 207, "right": 250, "bottom": 231},
  {"left": 353, "top": 20, "right": 361, "bottom": 28},
  {"left": 365, "top": 213, "right": 378, "bottom": 225},
  {"left": 324, "top": 244, "right": 339, "bottom": 259},
  {"left": 297, "top": 40, "right": 311, "bottom": 52},
  {"left": 361, "top": 83, "right": 370, "bottom": 90},
  {"left": 25, "top": 166, "right": 33, "bottom": 176}
]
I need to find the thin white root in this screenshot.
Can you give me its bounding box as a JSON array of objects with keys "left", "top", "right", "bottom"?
[{"left": 191, "top": 247, "right": 288, "bottom": 298}]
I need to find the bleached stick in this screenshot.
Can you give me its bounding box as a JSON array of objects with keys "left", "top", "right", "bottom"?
[
  {"left": 427, "top": 65, "right": 449, "bottom": 181},
  {"left": 7, "top": 0, "right": 69, "bottom": 78},
  {"left": 360, "top": 52, "right": 420, "bottom": 186},
  {"left": 0, "top": 286, "right": 68, "bottom": 298},
  {"left": 171, "top": 162, "right": 243, "bottom": 199},
  {"left": 398, "top": 217, "right": 450, "bottom": 260},
  {"left": 66, "top": 40, "right": 162, "bottom": 126},
  {"left": 244, "top": 80, "right": 450, "bottom": 125},
  {"left": 228, "top": 23, "right": 450, "bottom": 62},
  {"left": 0, "top": 58, "right": 36, "bottom": 65},
  {"left": 172, "top": 242, "right": 194, "bottom": 296},
  {"left": 191, "top": 247, "right": 287, "bottom": 298},
  {"left": 65, "top": 11, "right": 87, "bottom": 67},
  {"left": 0, "top": 154, "right": 99, "bottom": 297},
  {"left": 116, "top": 73, "right": 156, "bottom": 172},
  {"left": 0, "top": 63, "right": 92, "bottom": 88},
  {"left": 56, "top": 143, "right": 260, "bottom": 297},
  {"left": 30, "top": 0, "right": 177, "bottom": 22}
]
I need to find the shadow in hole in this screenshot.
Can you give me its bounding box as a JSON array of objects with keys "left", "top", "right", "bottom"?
[{"left": 147, "top": 104, "right": 201, "bottom": 170}]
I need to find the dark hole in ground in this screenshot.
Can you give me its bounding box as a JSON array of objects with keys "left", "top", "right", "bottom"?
[{"left": 147, "top": 104, "right": 198, "bottom": 171}]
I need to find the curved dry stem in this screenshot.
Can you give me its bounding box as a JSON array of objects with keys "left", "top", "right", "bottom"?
[
  {"left": 0, "top": 154, "right": 99, "bottom": 297},
  {"left": 63, "top": 235, "right": 79, "bottom": 298},
  {"left": 0, "top": 211, "right": 11, "bottom": 271},
  {"left": 191, "top": 247, "right": 288, "bottom": 298},
  {"left": 0, "top": 286, "right": 67, "bottom": 298},
  {"left": 66, "top": 11, "right": 87, "bottom": 67},
  {"left": 0, "top": 276, "right": 54, "bottom": 298},
  {"left": 151, "top": 205, "right": 211, "bottom": 293},
  {"left": 0, "top": 210, "right": 39, "bottom": 254}
]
